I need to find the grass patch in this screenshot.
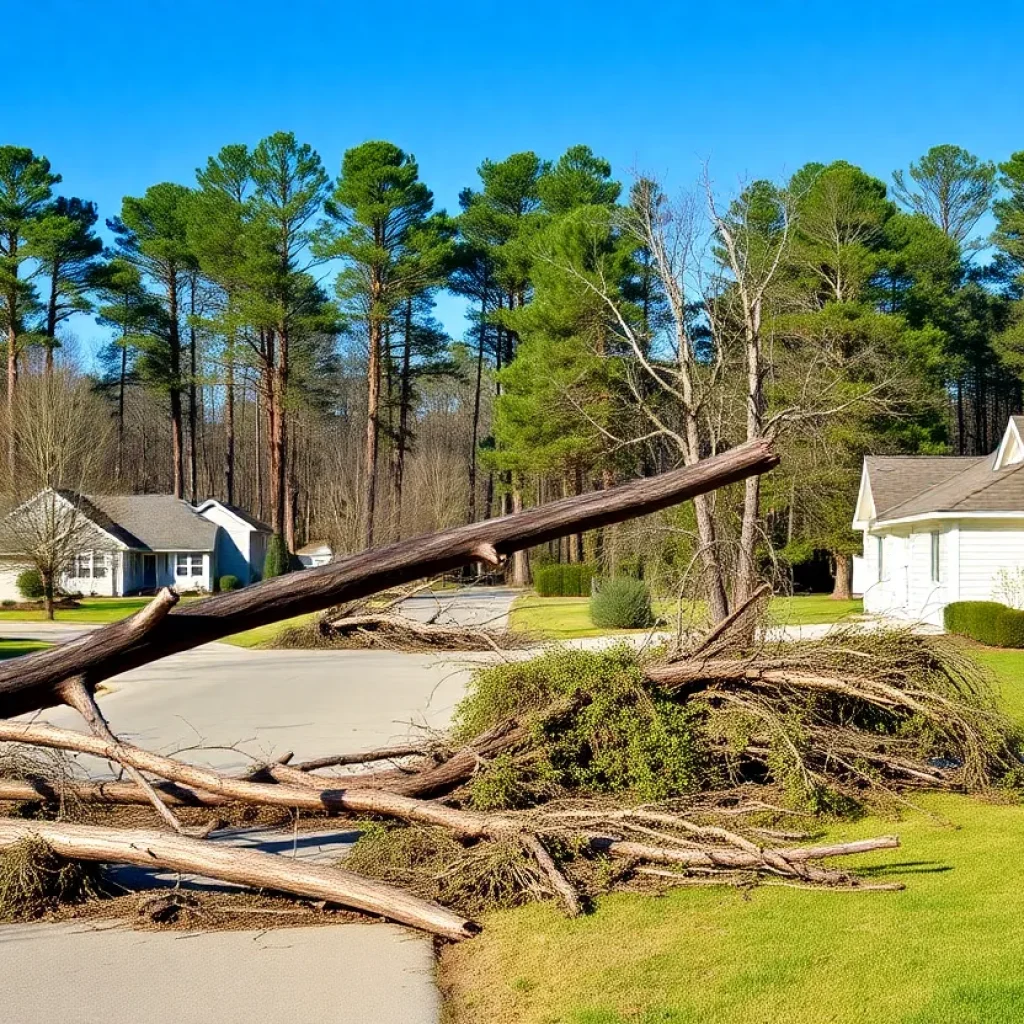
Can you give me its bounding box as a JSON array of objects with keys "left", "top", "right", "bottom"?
[
  {"left": 0, "top": 597, "right": 158, "bottom": 624},
  {"left": 510, "top": 594, "right": 864, "bottom": 640},
  {"left": 0, "top": 639, "right": 50, "bottom": 660},
  {"left": 440, "top": 794, "right": 1024, "bottom": 1024},
  {"left": 0, "top": 594, "right": 307, "bottom": 649},
  {"left": 439, "top": 642, "right": 1024, "bottom": 1024},
  {"left": 220, "top": 613, "right": 316, "bottom": 648}
]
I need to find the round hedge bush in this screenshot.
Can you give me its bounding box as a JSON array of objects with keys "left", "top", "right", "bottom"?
[
  {"left": 218, "top": 574, "right": 242, "bottom": 592},
  {"left": 590, "top": 577, "right": 654, "bottom": 629},
  {"left": 16, "top": 569, "right": 45, "bottom": 601}
]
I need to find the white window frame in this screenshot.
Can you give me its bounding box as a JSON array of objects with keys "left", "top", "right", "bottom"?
[
  {"left": 74, "top": 551, "right": 111, "bottom": 579},
  {"left": 176, "top": 553, "right": 204, "bottom": 578},
  {"left": 930, "top": 531, "right": 941, "bottom": 583},
  {"left": 876, "top": 536, "right": 884, "bottom": 582}
]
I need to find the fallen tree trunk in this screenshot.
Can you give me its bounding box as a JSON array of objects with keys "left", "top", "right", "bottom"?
[
  {"left": 0, "top": 720, "right": 528, "bottom": 808},
  {"left": 0, "top": 776, "right": 229, "bottom": 807},
  {"left": 0, "top": 817, "right": 478, "bottom": 940},
  {"left": 0, "top": 720, "right": 519, "bottom": 837},
  {"left": 0, "top": 438, "right": 778, "bottom": 716}
]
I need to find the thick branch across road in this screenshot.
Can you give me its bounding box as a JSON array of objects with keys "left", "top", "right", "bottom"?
[{"left": 0, "top": 438, "right": 777, "bottom": 714}]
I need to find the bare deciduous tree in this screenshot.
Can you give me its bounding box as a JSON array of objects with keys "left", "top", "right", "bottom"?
[{"left": 0, "top": 370, "right": 113, "bottom": 618}]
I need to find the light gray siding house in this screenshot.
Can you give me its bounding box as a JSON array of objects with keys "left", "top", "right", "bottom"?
[
  {"left": 853, "top": 416, "right": 1024, "bottom": 626},
  {"left": 0, "top": 491, "right": 271, "bottom": 599},
  {"left": 296, "top": 541, "right": 332, "bottom": 568}
]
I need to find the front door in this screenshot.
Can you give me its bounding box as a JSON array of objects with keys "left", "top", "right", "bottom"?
[{"left": 143, "top": 554, "right": 156, "bottom": 590}]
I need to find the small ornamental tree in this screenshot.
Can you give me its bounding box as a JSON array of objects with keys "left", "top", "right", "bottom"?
[{"left": 263, "top": 534, "right": 290, "bottom": 580}]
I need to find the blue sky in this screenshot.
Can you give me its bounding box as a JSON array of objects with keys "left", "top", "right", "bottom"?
[{"left": 3, "top": 0, "right": 1021, "bottom": 355}]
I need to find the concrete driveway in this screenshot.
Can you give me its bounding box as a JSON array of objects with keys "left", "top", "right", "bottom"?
[{"left": 0, "top": 593, "right": 522, "bottom": 1024}]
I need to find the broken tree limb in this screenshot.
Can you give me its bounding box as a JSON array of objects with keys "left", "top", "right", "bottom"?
[
  {"left": 0, "top": 776, "right": 231, "bottom": 807},
  {"left": 0, "top": 817, "right": 478, "bottom": 940},
  {"left": 55, "top": 675, "right": 186, "bottom": 834},
  {"left": 0, "top": 719, "right": 520, "bottom": 837},
  {"left": 0, "top": 438, "right": 778, "bottom": 716},
  {"left": 291, "top": 743, "right": 434, "bottom": 773},
  {"left": 586, "top": 834, "right": 900, "bottom": 871},
  {"left": 521, "top": 833, "right": 582, "bottom": 916}
]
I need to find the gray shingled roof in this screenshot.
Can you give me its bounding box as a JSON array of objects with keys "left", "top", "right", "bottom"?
[
  {"left": 865, "top": 456, "right": 985, "bottom": 519},
  {"left": 85, "top": 495, "right": 218, "bottom": 551},
  {"left": 219, "top": 503, "right": 271, "bottom": 532},
  {"left": 867, "top": 442, "right": 1024, "bottom": 522}
]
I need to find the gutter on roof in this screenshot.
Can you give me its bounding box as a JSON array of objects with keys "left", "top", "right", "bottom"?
[{"left": 868, "top": 510, "right": 1024, "bottom": 529}]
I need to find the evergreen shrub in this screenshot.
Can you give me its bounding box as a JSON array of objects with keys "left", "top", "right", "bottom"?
[
  {"left": 590, "top": 576, "right": 654, "bottom": 629},
  {"left": 16, "top": 570, "right": 45, "bottom": 601}
]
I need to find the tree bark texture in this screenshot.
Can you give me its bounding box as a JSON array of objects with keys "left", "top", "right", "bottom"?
[{"left": 0, "top": 439, "right": 778, "bottom": 715}]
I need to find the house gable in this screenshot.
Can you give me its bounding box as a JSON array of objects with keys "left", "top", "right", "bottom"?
[
  {"left": 0, "top": 489, "right": 131, "bottom": 555},
  {"left": 851, "top": 464, "right": 875, "bottom": 529},
  {"left": 994, "top": 416, "right": 1024, "bottom": 470}
]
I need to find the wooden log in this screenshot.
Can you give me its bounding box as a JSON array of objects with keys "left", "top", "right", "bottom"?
[
  {"left": 0, "top": 719, "right": 528, "bottom": 808},
  {"left": 0, "top": 817, "right": 478, "bottom": 940},
  {"left": 0, "top": 776, "right": 229, "bottom": 807},
  {"left": 0, "top": 439, "right": 778, "bottom": 716},
  {"left": 0, "top": 720, "right": 519, "bottom": 838}
]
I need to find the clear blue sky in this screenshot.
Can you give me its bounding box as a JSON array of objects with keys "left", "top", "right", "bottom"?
[{"left": 3, "top": 0, "right": 1020, "bottom": 353}]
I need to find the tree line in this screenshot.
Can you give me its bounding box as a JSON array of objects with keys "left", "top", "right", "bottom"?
[{"left": 1, "top": 138, "right": 1023, "bottom": 601}]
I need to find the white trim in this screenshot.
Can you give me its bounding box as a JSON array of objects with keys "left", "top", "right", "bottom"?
[
  {"left": 872, "top": 510, "right": 1024, "bottom": 529},
  {"left": 994, "top": 419, "right": 1024, "bottom": 470},
  {"left": 195, "top": 499, "right": 270, "bottom": 534},
  {"left": 851, "top": 463, "right": 876, "bottom": 530}
]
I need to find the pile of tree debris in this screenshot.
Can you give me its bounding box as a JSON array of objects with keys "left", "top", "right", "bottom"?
[
  {"left": 1, "top": 616, "right": 1017, "bottom": 936},
  {"left": 0, "top": 439, "right": 1016, "bottom": 940},
  {"left": 271, "top": 596, "right": 532, "bottom": 653}
]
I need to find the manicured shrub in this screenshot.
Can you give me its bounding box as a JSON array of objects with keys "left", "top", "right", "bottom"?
[
  {"left": 16, "top": 569, "right": 45, "bottom": 601},
  {"left": 533, "top": 563, "right": 597, "bottom": 597},
  {"left": 995, "top": 607, "right": 1024, "bottom": 648},
  {"left": 944, "top": 600, "right": 1024, "bottom": 648},
  {"left": 590, "top": 576, "right": 654, "bottom": 629},
  {"left": 218, "top": 574, "right": 241, "bottom": 592},
  {"left": 262, "top": 535, "right": 290, "bottom": 580},
  {"left": 534, "top": 564, "right": 563, "bottom": 597}
]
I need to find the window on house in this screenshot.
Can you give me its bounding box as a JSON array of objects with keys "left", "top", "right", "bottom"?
[
  {"left": 93, "top": 552, "right": 109, "bottom": 579},
  {"left": 877, "top": 536, "right": 884, "bottom": 581},
  {"left": 176, "top": 554, "right": 204, "bottom": 577},
  {"left": 75, "top": 553, "right": 92, "bottom": 578},
  {"left": 930, "top": 532, "right": 941, "bottom": 583}
]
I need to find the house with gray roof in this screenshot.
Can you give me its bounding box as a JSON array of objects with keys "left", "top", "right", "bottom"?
[
  {"left": 852, "top": 415, "right": 1024, "bottom": 625},
  {"left": 0, "top": 490, "right": 271, "bottom": 599}
]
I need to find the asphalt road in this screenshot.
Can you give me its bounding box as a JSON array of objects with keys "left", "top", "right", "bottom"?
[{"left": 0, "top": 588, "right": 519, "bottom": 1024}]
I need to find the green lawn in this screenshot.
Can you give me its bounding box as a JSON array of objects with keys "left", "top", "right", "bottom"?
[
  {"left": 510, "top": 594, "right": 863, "bottom": 640},
  {"left": 0, "top": 596, "right": 303, "bottom": 647},
  {"left": 440, "top": 648, "right": 1024, "bottom": 1024},
  {"left": 0, "top": 638, "right": 50, "bottom": 660},
  {"left": 0, "top": 597, "right": 160, "bottom": 624},
  {"left": 222, "top": 613, "right": 314, "bottom": 648}
]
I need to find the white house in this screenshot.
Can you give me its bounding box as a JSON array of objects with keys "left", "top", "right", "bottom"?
[
  {"left": 0, "top": 491, "right": 272, "bottom": 600},
  {"left": 853, "top": 415, "right": 1024, "bottom": 626},
  {"left": 296, "top": 541, "right": 333, "bottom": 568}
]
